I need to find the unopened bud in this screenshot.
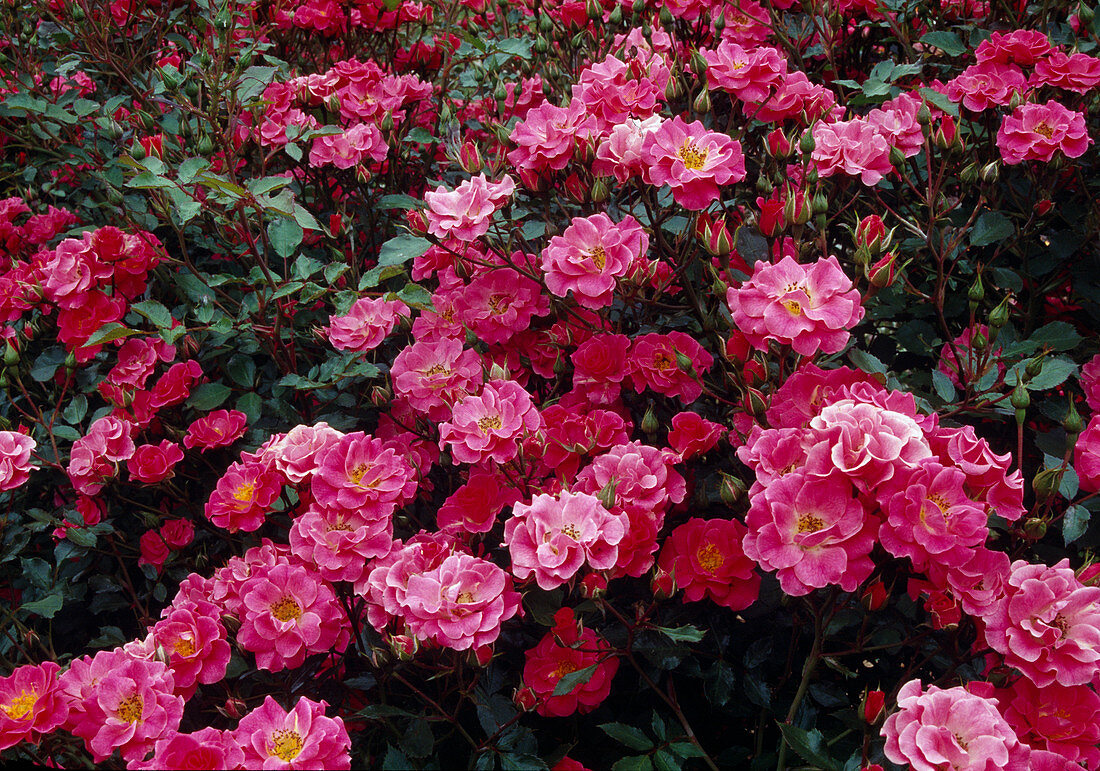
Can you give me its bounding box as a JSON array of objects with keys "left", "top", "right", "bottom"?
[
  {"left": 971, "top": 330, "right": 987, "bottom": 351},
  {"left": 860, "top": 580, "right": 888, "bottom": 612},
  {"left": 988, "top": 297, "right": 1010, "bottom": 329},
  {"left": 968, "top": 273, "right": 984, "bottom": 311},
  {"left": 534, "top": 35, "right": 549, "bottom": 54},
  {"left": 916, "top": 103, "right": 932, "bottom": 126},
  {"left": 641, "top": 406, "right": 659, "bottom": 435},
  {"left": 811, "top": 192, "right": 828, "bottom": 215},
  {"left": 665, "top": 76, "right": 683, "bottom": 101},
  {"left": 744, "top": 387, "right": 768, "bottom": 417},
  {"left": 514, "top": 686, "right": 538, "bottom": 711},
  {"left": 1022, "top": 516, "right": 1048, "bottom": 539},
  {"left": 868, "top": 252, "right": 899, "bottom": 289},
  {"left": 980, "top": 161, "right": 1000, "bottom": 184},
  {"left": 659, "top": 5, "right": 673, "bottom": 26},
  {"left": 719, "top": 472, "right": 746, "bottom": 505},
  {"left": 692, "top": 87, "right": 711, "bottom": 114},
  {"left": 889, "top": 146, "right": 907, "bottom": 168},
  {"left": 591, "top": 176, "right": 610, "bottom": 204},
  {"left": 960, "top": 162, "right": 979, "bottom": 184},
  {"left": 1025, "top": 356, "right": 1044, "bottom": 379},
  {"left": 597, "top": 478, "right": 618, "bottom": 510},
  {"left": 651, "top": 567, "right": 675, "bottom": 599},
  {"left": 798, "top": 128, "right": 815, "bottom": 155},
  {"left": 1065, "top": 399, "right": 1084, "bottom": 438},
  {"left": 862, "top": 689, "right": 887, "bottom": 724},
  {"left": 3, "top": 342, "right": 18, "bottom": 367},
  {"left": 765, "top": 128, "right": 794, "bottom": 159},
  {"left": 608, "top": 4, "right": 622, "bottom": 24},
  {"left": 1010, "top": 382, "right": 1030, "bottom": 410},
  {"left": 459, "top": 139, "right": 482, "bottom": 173},
  {"left": 580, "top": 572, "right": 607, "bottom": 599}
]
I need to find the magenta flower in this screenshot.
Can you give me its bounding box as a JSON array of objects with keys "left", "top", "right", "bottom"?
[
  {"left": 945, "top": 61, "right": 1028, "bottom": 112},
  {"left": 541, "top": 213, "right": 648, "bottom": 309},
  {"left": 882, "top": 680, "right": 1027, "bottom": 771},
  {"left": 742, "top": 469, "right": 875, "bottom": 596},
  {"left": 996, "top": 101, "right": 1091, "bottom": 165},
  {"left": 323, "top": 296, "right": 407, "bottom": 353},
  {"left": 183, "top": 408, "right": 248, "bottom": 451},
  {"left": 392, "top": 338, "right": 483, "bottom": 421},
  {"left": 628, "top": 331, "right": 713, "bottom": 404},
  {"left": 290, "top": 504, "right": 393, "bottom": 583},
  {"left": 810, "top": 118, "right": 893, "bottom": 185},
  {"left": 311, "top": 431, "right": 415, "bottom": 516},
  {"left": 656, "top": 518, "right": 760, "bottom": 611},
  {"left": 505, "top": 490, "right": 627, "bottom": 590},
  {"left": 982, "top": 559, "right": 1100, "bottom": 687},
  {"left": 642, "top": 116, "right": 746, "bottom": 210},
  {"left": 439, "top": 379, "right": 541, "bottom": 465},
  {"left": 0, "top": 661, "right": 68, "bottom": 752},
  {"left": 204, "top": 459, "right": 283, "bottom": 533},
  {"left": 727, "top": 255, "right": 864, "bottom": 356},
  {"left": 147, "top": 604, "right": 231, "bottom": 697},
  {"left": 1031, "top": 51, "right": 1100, "bottom": 94},
  {"left": 0, "top": 430, "right": 35, "bottom": 492},
  {"left": 132, "top": 727, "right": 245, "bottom": 771},
  {"left": 424, "top": 173, "right": 515, "bottom": 242},
  {"left": 703, "top": 41, "right": 788, "bottom": 102},
  {"left": 234, "top": 695, "right": 352, "bottom": 770},
  {"left": 1077, "top": 415, "right": 1100, "bottom": 493}
]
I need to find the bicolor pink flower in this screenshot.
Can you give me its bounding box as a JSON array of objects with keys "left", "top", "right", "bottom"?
[
  {"left": 234, "top": 695, "right": 352, "bottom": 770},
  {"left": 879, "top": 460, "right": 988, "bottom": 571},
  {"left": 727, "top": 255, "right": 864, "bottom": 356},
  {"left": 703, "top": 42, "right": 787, "bottom": 102},
  {"left": 358, "top": 531, "right": 457, "bottom": 630},
  {"left": 324, "top": 296, "right": 407, "bottom": 352},
  {"left": 946, "top": 61, "right": 1028, "bottom": 112},
  {"left": 593, "top": 115, "right": 663, "bottom": 182},
  {"left": 60, "top": 648, "right": 184, "bottom": 763},
  {"left": 269, "top": 422, "right": 345, "bottom": 485},
  {"left": 882, "top": 680, "right": 1027, "bottom": 771},
  {"left": 209, "top": 539, "right": 294, "bottom": 616},
  {"left": 183, "top": 409, "right": 248, "bottom": 451},
  {"left": 0, "top": 661, "right": 68, "bottom": 751},
  {"left": 643, "top": 116, "right": 747, "bottom": 209},
  {"left": 86, "top": 415, "right": 136, "bottom": 462},
  {"left": 521, "top": 608, "right": 618, "bottom": 718},
  {"left": 811, "top": 118, "right": 893, "bottom": 185},
  {"left": 541, "top": 213, "right": 648, "bottom": 309},
  {"left": 926, "top": 547, "right": 1011, "bottom": 618},
  {"left": 996, "top": 101, "right": 1091, "bottom": 165},
  {"left": 572, "top": 53, "right": 667, "bottom": 126},
  {"left": 439, "top": 379, "right": 541, "bottom": 465},
  {"left": 290, "top": 504, "right": 393, "bottom": 583},
  {"left": 0, "top": 431, "right": 35, "bottom": 492},
  {"left": 391, "top": 338, "right": 483, "bottom": 421},
  {"left": 424, "top": 174, "right": 515, "bottom": 242},
  {"left": 628, "top": 331, "right": 713, "bottom": 403},
  {"left": 133, "top": 727, "right": 245, "bottom": 771},
  {"left": 507, "top": 100, "right": 600, "bottom": 172},
  {"left": 237, "top": 562, "right": 350, "bottom": 672},
  {"left": 311, "top": 432, "right": 415, "bottom": 516},
  {"left": 866, "top": 92, "right": 925, "bottom": 158},
  {"left": 505, "top": 490, "right": 627, "bottom": 589},
  {"left": 742, "top": 70, "right": 838, "bottom": 124},
  {"left": 742, "top": 469, "right": 875, "bottom": 596},
  {"left": 575, "top": 441, "right": 686, "bottom": 518},
  {"left": 1081, "top": 354, "right": 1100, "bottom": 412},
  {"left": 455, "top": 264, "right": 549, "bottom": 345},
  {"left": 204, "top": 459, "right": 283, "bottom": 533},
  {"left": 307, "top": 122, "right": 387, "bottom": 169},
  {"left": 657, "top": 518, "right": 760, "bottom": 610},
  {"left": 928, "top": 423, "right": 1025, "bottom": 521},
  {"left": 402, "top": 552, "right": 522, "bottom": 650},
  {"left": 982, "top": 559, "right": 1100, "bottom": 687}
]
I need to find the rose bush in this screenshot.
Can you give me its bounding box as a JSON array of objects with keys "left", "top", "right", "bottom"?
[{"left": 1, "top": 0, "right": 1100, "bottom": 768}]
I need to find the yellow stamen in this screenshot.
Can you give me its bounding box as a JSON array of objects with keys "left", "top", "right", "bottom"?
[
  {"left": 678, "top": 141, "right": 709, "bottom": 170},
  {"left": 588, "top": 245, "right": 607, "bottom": 270},
  {"left": 270, "top": 729, "right": 304, "bottom": 762},
  {"left": 1, "top": 691, "right": 36, "bottom": 720},
  {"left": 477, "top": 415, "right": 503, "bottom": 431},
  {"left": 270, "top": 596, "right": 303, "bottom": 622},
  {"left": 232, "top": 482, "right": 255, "bottom": 502},
  {"left": 797, "top": 514, "right": 825, "bottom": 533},
  {"left": 116, "top": 694, "right": 143, "bottom": 724},
  {"left": 696, "top": 542, "right": 725, "bottom": 573}
]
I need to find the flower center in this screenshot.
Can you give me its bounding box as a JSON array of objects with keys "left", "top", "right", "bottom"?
[
  {"left": 232, "top": 481, "right": 256, "bottom": 502},
  {"left": 326, "top": 518, "right": 353, "bottom": 532},
  {"left": 562, "top": 523, "right": 581, "bottom": 540},
  {"left": 424, "top": 363, "right": 449, "bottom": 376},
  {"left": 271, "top": 596, "right": 303, "bottom": 622},
  {"left": 553, "top": 660, "right": 579, "bottom": 680},
  {"left": 172, "top": 636, "right": 197, "bottom": 657},
  {"left": 349, "top": 462, "right": 370, "bottom": 485},
  {"left": 488, "top": 294, "right": 511, "bottom": 315},
  {"left": 457, "top": 590, "right": 475, "bottom": 604},
  {"left": 1, "top": 691, "right": 36, "bottom": 720},
  {"left": 1034, "top": 121, "right": 1055, "bottom": 139},
  {"left": 116, "top": 694, "right": 143, "bottom": 724},
  {"left": 797, "top": 513, "right": 825, "bottom": 533},
  {"left": 782, "top": 299, "right": 802, "bottom": 315},
  {"left": 270, "top": 729, "right": 304, "bottom": 762},
  {"left": 588, "top": 245, "right": 607, "bottom": 270},
  {"left": 653, "top": 351, "right": 675, "bottom": 370},
  {"left": 696, "top": 542, "right": 725, "bottom": 573},
  {"left": 678, "top": 141, "right": 709, "bottom": 170},
  {"left": 477, "top": 415, "right": 503, "bottom": 431}
]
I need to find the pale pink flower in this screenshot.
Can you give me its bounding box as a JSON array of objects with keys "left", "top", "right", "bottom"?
[
  {"left": 237, "top": 562, "right": 350, "bottom": 672},
  {"left": 643, "top": 116, "right": 747, "bottom": 209},
  {"left": 997, "top": 100, "right": 1091, "bottom": 164},
  {"left": 270, "top": 422, "right": 345, "bottom": 485},
  {"left": 60, "top": 648, "right": 184, "bottom": 763},
  {"left": 439, "top": 379, "right": 541, "bottom": 465},
  {"left": 882, "top": 680, "right": 1027, "bottom": 771},
  {"left": 424, "top": 174, "right": 515, "bottom": 242},
  {"left": 307, "top": 122, "right": 387, "bottom": 169},
  {"left": 810, "top": 118, "right": 893, "bottom": 185},
  {"left": 866, "top": 92, "right": 925, "bottom": 158},
  {"left": 391, "top": 338, "right": 483, "bottom": 421},
  {"left": 927, "top": 423, "right": 1025, "bottom": 521},
  {"left": 0, "top": 431, "right": 35, "bottom": 492},
  {"left": 324, "top": 296, "right": 407, "bottom": 352},
  {"left": 1081, "top": 354, "right": 1100, "bottom": 411},
  {"left": 541, "top": 213, "right": 649, "bottom": 309},
  {"left": 505, "top": 490, "right": 627, "bottom": 589},
  {"left": 982, "top": 559, "right": 1100, "bottom": 687},
  {"left": 742, "top": 469, "right": 875, "bottom": 596},
  {"left": 593, "top": 116, "right": 663, "bottom": 182},
  {"left": 402, "top": 552, "right": 522, "bottom": 650},
  {"left": 234, "top": 695, "right": 351, "bottom": 770},
  {"left": 727, "top": 255, "right": 864, "bottom": 356},
  {"left": 507, "top": 100, "right": 600, "bottom": 172}
]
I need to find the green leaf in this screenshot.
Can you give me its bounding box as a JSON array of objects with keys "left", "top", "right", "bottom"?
[
  {"left": 248, "top": 175, "right": 293, "bottom": 197},
  {"left": 292, "top": 204, "right": 321, "bottom": 232},
  {"left": 131, "top": 300, "right": 174, "bottom": 330},
  {"left": 62, "top": 394, "right": 88, "bottom": 425},
  {"left": 392, "top": 282, "right": 434, "bottom": 310},
  {"left": 777, "top": 724, "right": 841, "bottom": 771},
  {"left": 1029, "top": 321, "right": 1083, "bottom": 352},
  {"left": 236, "top": 65, "right": 278, "bottom": 104},
  {"left": 30, "top": 348, "right": 67, "bottom": 382},
  {"left": 552, "top": 664, "right": 597, "bottom": 696},
  {"left": 402, "top": 719, "right": 433, "bottom": 758},
  {"left": 610, "top": 758, "right": 652, "bottom": 771},
  {"left": 21, "top": 557, "right": 51, "bottom": 590},
  {"left": 600, "top": 723, "right": 654, "bottom": 752},
  {"left": 919, "top": 87, "right": 959, "bottom": 117},
  {"left": 970, "top": 212, "right": 1014, "bottom": 247},
  {"left": 83, "top": 323, "right": 140, "bottom": 347},
  {"left": 920, "top": 31, "right": 966, "bottom": 56},
  {"left": 178, "top": 157, "right": 211, "bottom": 184},
  {"left": 1064, "top": 504, "right": 1090, "bottom": 545},
  {"left": 1028, "top": 357, "right": 1077, "bottom": 391},
  {"left": 268, "top": 218, "right": 304, "bottom": 259},
  {"left": 656, "top": 624, "right": 706, "bottom": 643},
  {"left": 932, "top": 368, "right": 956, "bottom": 402},
  {"left": 378, "top": 194, "right": 424, "bottom": 210},
  {"left": 236, "top": 392, "right": 262, "bottom": 423},
  {"left": 652, "top": 750, "right": 679, "bottom": 771},
  {"left": 379, "top": 234, "right": 431, "bottom": 267},
  {"left": 22, "top": 593, "right": 64, "bottom": 619},
  {"left": 186, "top": 382, "right": 232, "bottom": 411},
  {"left": 848, "top": 348, "right": 887, "bottom": 375}
]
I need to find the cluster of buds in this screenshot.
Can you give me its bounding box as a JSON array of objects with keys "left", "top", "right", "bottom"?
[
  {"left": 853, "top": 214, "right": 899, "bottom": 288},
  {"left": 696, "top": 212, "right": 733, "bottom": 257}
]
